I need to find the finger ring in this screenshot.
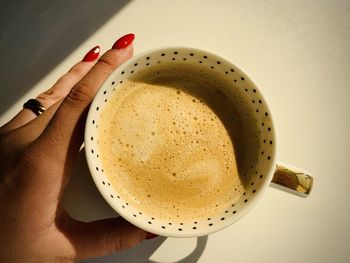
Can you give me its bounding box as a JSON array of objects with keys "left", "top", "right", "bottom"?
[{"left": 23, "top": 99, "right": 46, "bottom": 115}]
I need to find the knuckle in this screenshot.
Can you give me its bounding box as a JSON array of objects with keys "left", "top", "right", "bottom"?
[
  {"left": 58, "top": 74, "right": 73, "bottom": 84},
  {"left": 68, "top": 64, "right": 86, "bottom": 79},
  {"left": 66, "top": 81, "right": 94, "bottom": 108},
  {"left": 97, "top": 57, "right": 116, "bottom": 76},
  {"left": 37, "top": 88, "right": 62, "bottom": 103},
  {"left": 112, "top": 235, "right": 123, "bottom": 251},
  {"left": 111, "top": 234, "right": 140, "bottom": 252},
  {"left": 119, "top": 239, "right": 136, "bottom": 251}
]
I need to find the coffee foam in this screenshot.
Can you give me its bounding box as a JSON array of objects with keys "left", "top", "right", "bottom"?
[{"left": 99, "top": 64, "right": 247, "bottom": 222}]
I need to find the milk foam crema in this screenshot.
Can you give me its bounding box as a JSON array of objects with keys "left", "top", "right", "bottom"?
[{"left": 98, "top": 65, "right": 245, "bottom": 222}]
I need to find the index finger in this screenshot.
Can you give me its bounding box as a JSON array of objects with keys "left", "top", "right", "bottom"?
[{"left": 26, "top": 34, "right": 135, "bottom": 192}]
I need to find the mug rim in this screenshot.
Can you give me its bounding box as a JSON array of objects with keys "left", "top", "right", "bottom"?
[{"left": 84, "top": 46, "right": 277, "bottom": 237}]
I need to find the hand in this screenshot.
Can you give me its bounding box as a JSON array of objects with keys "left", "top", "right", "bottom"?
[{"left": 0, "top": 34, "right": 154, "bottom": 262}]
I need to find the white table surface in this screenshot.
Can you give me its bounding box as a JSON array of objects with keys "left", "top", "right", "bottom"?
[{"left": 1, "top": 1, "right": 349, "bottom": 262}]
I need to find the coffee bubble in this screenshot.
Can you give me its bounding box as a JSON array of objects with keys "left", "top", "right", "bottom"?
[{"left": 98, "top": 65, "right": 248, "bottom": 222}]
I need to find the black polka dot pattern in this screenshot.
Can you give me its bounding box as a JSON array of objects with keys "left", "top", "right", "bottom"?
[{"left": 86, "top": 48, "right": 276, "bottom": 235}]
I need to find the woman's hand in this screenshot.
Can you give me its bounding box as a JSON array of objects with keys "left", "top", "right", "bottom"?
[{"left": 0, "top": 33, "right": 153, "bottom": 263}]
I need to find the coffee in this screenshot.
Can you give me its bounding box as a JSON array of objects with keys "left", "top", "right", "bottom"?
[{"left": 98, "top": 63, "right": 254, "bottom": 222}]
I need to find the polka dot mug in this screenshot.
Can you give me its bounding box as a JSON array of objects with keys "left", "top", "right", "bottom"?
[{"left": 84, "top": 47, "right": 313, "bottom": 237}]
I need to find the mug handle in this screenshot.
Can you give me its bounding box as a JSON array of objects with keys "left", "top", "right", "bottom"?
[{"left": 270, "top": 162, "right": 313, "bottom": 197}]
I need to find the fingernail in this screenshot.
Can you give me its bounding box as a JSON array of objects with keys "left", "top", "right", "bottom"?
[
  {"left": 112, "top": 33, "right": 135, "bottom": 49},
  {"left": 83, "top": 45, "right": 100, "bottom": 62},
  {"left": 145, "top": 232, "right": 159, "bottom": 240}
]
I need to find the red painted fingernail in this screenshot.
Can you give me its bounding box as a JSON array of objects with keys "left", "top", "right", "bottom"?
[
  {"left": 145, "top": 232, "right": 158, "bottom": 240},
  {"left": 112, "top": 33, "right": 135, "bottom": 49},
  {"left": 83, "top": 45, "right": 100, "bottom": 62}
]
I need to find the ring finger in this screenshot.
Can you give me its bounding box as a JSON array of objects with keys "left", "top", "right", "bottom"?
[{"left": 0, "top": 45, "right": 101, "bottom": 135}]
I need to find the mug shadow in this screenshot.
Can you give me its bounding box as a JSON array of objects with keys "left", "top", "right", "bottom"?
[
  {"left": 63, "top": 150, "right": 208, "bottom": 263},
  {"left": 144, "top": 236, "right": 209, "bottom": 263},
  {"left": 82, "top": 236, "right": 208, "bottom": 263}
]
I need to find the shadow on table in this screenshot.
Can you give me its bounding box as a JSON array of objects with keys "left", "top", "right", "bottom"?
[
  {"left": 63, "top": 151, "right": 208, "bottom": 263},
  {"left": 0, "top": 0, "right": 130, "bottom": 115},
  {"left": 81, "top": 236, "right": 208, "bottom": 263}
]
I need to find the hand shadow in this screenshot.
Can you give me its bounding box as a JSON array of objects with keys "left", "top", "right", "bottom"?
[{"left": 62, "top": 150, "right": 208, "bottom": 263}]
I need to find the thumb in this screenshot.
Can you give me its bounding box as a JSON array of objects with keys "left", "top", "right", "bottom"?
[{"left": 63, "top": 216, "right": 147, "bottom": 260}]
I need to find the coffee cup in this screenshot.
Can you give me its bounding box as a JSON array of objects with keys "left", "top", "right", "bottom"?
[{"left": 84, "top": 47, "right": 313, "bottom": 237}]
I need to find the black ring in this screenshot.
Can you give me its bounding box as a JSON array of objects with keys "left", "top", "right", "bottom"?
[{"left": 23, "top": 99, "right": 46, "bottom": 115}]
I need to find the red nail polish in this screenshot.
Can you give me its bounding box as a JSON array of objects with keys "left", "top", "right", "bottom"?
[
  {"left": 83, "top": 45, "right": 100, "bottom": 62},
  {"left": 112, "top": 33, "right": 135, "bottom": 49},
  {"left": 145, "top": 232, "right": 158, "bottom": 240}
]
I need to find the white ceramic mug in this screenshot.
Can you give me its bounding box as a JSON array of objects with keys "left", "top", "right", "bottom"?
[{"left": 84, "top": 47, "right": 313, "bottom": 237}]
